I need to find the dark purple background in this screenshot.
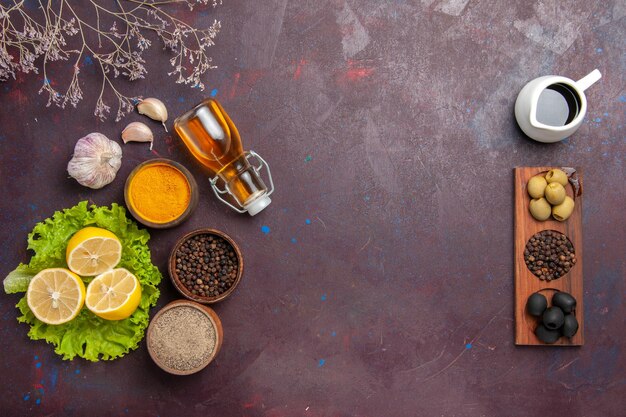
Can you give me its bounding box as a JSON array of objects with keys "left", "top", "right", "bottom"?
[{"left": 1, "top": 1, "right": 624, "bottom": 416}]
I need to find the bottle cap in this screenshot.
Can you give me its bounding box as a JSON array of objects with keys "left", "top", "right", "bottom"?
[{"left": 245, "top": 195, "right": 271, "bottom": 216}]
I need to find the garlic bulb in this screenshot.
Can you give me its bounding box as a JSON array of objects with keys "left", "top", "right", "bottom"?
[
  {"left": 67, "top": 133, "right": 122, "bottom": 189},
  {"left": 121, "top": 122, "right": 154, "bottom": 150},
  {"left": 137, "top": 98, "right": 168, "bottom": 132}
]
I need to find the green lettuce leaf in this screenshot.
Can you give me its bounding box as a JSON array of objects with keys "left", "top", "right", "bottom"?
[{"left": 8, "top": 201, "right": 162, "bottom": 361}]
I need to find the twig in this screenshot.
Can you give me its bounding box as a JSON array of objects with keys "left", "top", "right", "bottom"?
[{"left": 0, "top": 0, "right": 222, "bottom": 121}]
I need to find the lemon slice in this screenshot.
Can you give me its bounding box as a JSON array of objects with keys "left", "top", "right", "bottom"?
[
  {"left": 66, "top": 227, "right": 122, "bottom": 276},
  {"left": 86, "top": 268, "right": 141, "bottom": 320},
  {"left": 27, "top": 268, "right": 86, "bottom": 325}
]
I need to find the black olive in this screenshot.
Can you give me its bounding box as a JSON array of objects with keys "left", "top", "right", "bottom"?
[
  {"left": 542, "top": 306, "right": 565, "bottom": 330},
  {"left": 535, "top": 324, "right": 560, "bottom": 344},
  {"left": 552, "top": 292, "right": 577, "bottom": 314},
  {"left": 526, "top": 292, "right": 548, "bottom": 316},
  {"left": 561, "top": 314, "right": 579, "bottom": 338}
]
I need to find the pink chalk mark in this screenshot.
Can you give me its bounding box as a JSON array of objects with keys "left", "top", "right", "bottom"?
[
  {"left": 243, "top": 393, "right": 262, "bottom": 409},
  {"left": 293, "top": 59, "right": 307, "bottom": 80},
  {"left": 342, "top": 334, "right": 351, "bottom": 351},
  {"left": 229, "top": 73, "right": 241, "bottom": 99},
  {"left": 337, "top": 60, "right": 375, "bottom": 84}
]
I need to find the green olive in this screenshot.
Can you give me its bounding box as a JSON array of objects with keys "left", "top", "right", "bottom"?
[
  {"left": 546, "top": 169, "right": 568, "bottom": 186},
  {"left": 552, "top": 196, "right": 575, "bottom": 221},
  {"left": 529, "top": 198, "right": 551, "bottom": 221},
  {"left": 527, "top": 175, "right": 548, "bottom": 199},
  {"left": 545, "top": 182, "right": 566, "bottom": 205}
]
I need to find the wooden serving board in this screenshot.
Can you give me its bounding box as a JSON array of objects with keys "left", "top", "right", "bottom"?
[{"left": 514, "top": 167, "right": 584, "bottom": 346}]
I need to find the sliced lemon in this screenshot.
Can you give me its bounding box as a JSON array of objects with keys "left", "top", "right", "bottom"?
[
  {"left": 85, "top": 268, "right": 141, "bottom": 320},
  {"left": 66, "top": 227, "right": 122, "bottom": 276},
  {"left": 26, "top": 268, "right": 86, "bottom": 325}
]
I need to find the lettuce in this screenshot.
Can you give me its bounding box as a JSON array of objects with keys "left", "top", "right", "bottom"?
[{"left": 5, "top": 201, "right": 162, "bottom": 361}]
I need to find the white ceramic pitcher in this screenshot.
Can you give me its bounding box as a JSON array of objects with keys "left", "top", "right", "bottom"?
[{"left": 515, "top": 69, "right": 601, "bottom": 143}]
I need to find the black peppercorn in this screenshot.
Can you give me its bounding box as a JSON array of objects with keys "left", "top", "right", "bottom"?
[
  {"left": 175, "top": 233, "right": 239, "bottom": 299},
  {"left": 524, "top": 231, "right": 576, "bottom": 281}
]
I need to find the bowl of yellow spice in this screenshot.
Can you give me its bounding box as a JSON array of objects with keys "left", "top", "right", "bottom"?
[{"left": 125, "top": 159, "right": 198, "bottom": 228}]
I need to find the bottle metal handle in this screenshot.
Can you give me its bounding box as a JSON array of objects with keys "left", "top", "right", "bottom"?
[
  {"left": 208, "top": 150, "right": 274, "bottom": 213},
  {"left": 247, "top": 150, "right": 275, "bottom": 197}
]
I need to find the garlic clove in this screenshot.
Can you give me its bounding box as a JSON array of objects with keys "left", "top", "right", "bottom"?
[
  {"left": 67, "top": 132, "right": 122, "bottom": 189},
  {"left": 122, "top": 122, "right": 154, "bottom": 150},
  {"left": 137, "top": 98, "right": 168, "bottom": 132}
]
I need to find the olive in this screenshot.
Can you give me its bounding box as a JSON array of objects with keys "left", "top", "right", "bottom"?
[
  {"left": 527, "top": 175, "right": 547, "bottom": 199},
  {"left": 546, "top": 168, "right": 568, "bottom": 186},
  {"left": 545, "top": 182, "right": 566, "bottom": 205},
  {"left": 529, "top": 198, "right": 551, "bottom": 221},
  {"left": 542, "top": 306, "right": 565, "bottom": 330},
  {"left": 535, "top": 324, "right": 560, "bottom": 344},
  {"left": 552, "top": 196, "right": 575, "bottom": 221},
  {"left": 553, "top": 291, "right": 577, "bottom": 313},
  {"left": 561, "top": 314, "right": 579, "bottom": 338},
  {"left": 526, "top": 292, "right": 548, "bottom": 317}
]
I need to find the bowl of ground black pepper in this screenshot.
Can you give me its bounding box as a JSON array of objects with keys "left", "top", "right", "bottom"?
[
  {"left": 169, "top": 228, "right": 243, "bottom": 303},
  {"left": 147, "top": 300, "right": 223, "bottom": 375}
]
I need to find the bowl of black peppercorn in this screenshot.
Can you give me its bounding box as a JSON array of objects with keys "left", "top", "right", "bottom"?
[{"left": 169, "top": 228, "right": 244, "bottom": 304}]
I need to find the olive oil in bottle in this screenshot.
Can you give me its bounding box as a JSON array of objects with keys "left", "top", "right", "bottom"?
[{"left": 174, "top": 99, "right": 273, "bottom": 215}]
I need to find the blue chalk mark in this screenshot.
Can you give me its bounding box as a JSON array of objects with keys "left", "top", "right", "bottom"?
[
  {"left": 596, "top": 48, "right": 603, "bottom": 53},
  {"left": 23, "top": 394, "right": 30, "bottom": 401},
  {"left": 261, "top": 225, "right": 270, "bottom": 234},
  {"left": 465, "top": 343, "right": 472, "bottom": 349},
  {"left": 178, "top": 97, "right": 185, "bottom": 102},
  {"left": 36, "top": 362, "right": 42, "bottom": 368},
  {"left": 34, "top": 355, "right": 38, "bottom": 360},
  {"left": 321, "top": 293, "right": 327, "bottom": 301},
  {"left": 318, "top": 359, "right": 326, "bottom": 367},
  {"left": 618, "top": 95, "right": 626, "bottom": 103},
  {"left": 36, "top": 398, "right": 41, "bottom": 405},
  {"left": 331, "top": 331, "right": 337, "bottom": 337},
  {"left": 291, "top": 237, "right": 297, "bottom": 243},
  {"left": 364, "top": 195, "right": 370, "bottom": 201},
  {"left": 84, "top": 55, "right": 93, "bottom": 65},
  {"left": 50, "top": 368, "right": 58, "bottom": 389},
  {"left": 603, "top": 112, "right": 609, "bottom": 117},
  {"left": 210, "top": 88, "right": 218, "bottom": 97},
  {"left": 305, "top": 218, "right": 311, "bottom": 225},
  {"left": 594, "top": 117, "right": 601, "bottom": 123},
  {"left": 304, "top": 155, "right": 312, "bottom": 162},
  {"left": 75, "top": 369, "right": 80, "bottom": 374}
]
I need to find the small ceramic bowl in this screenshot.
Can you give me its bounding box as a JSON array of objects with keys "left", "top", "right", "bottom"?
[
  {"left": 124, "top": 159, "right": 198, "bottom": 229},
  {"left": 147, "top": 300, "right": 223, "bottom": 375},
  {"left": 169, "top": 228, "right": 244, "bottom": 304}
]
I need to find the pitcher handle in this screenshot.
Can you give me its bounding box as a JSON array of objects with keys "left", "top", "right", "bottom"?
[{"left": 576, "top": 69, "right": 602, "bottom": 91}]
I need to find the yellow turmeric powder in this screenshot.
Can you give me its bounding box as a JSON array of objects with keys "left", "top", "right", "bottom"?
[{"left": 128, "top": 163, "right": 191, "bottom": 224}]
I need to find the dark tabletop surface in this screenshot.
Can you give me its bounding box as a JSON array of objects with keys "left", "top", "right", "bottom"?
[{"left": 1, "top": 1, "right": 624, "bottom": 416}]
